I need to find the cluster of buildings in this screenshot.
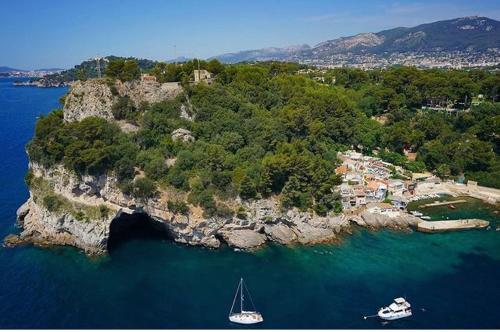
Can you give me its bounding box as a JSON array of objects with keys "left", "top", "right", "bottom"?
[
  {"left": 302, "top": 50, "right": 500, "bottom": 70},
  {"left": 296, "top": 68, "right": 336, "bottom": 84},
  {"left": 419, "top": 94, "right": 486, "bottom": 116},
  {"left": 3, "top": 68, "right": 63, "bottom": 78},
  {"left": 335, "top": 151, "right": 417, "bottom": 210}
]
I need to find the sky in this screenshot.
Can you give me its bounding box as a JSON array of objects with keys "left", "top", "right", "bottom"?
[{"left": 1, "top": 0, "right": 500, "bottom": 69}]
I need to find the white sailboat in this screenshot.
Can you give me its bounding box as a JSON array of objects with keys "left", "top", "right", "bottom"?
[{"left": 228, "top": 278, "right": 264, "bottom": 325}]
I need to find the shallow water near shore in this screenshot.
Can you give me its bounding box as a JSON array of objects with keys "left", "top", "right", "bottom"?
[{"left": 0, "top": 77, "right": 499, "bottom": 329}]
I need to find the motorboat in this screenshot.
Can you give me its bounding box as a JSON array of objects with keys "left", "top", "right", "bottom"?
[
  {"left": 228, "top": 278, "right": 263, "bottom": 325},
  {"left": 377, "top": 297, "right": 412, "bottom": 321},
  {"left": 410, "top": 211, "right": 423, "bottom": 217}
]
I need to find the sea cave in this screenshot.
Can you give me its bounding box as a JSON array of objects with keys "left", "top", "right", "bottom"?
[{"left": 107, "top": 212, "right": 169, "bottom": 251}]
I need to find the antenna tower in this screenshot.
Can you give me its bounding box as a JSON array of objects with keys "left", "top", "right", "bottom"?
[{"left": 95, "top": 56, "right": 102, "bottom": 78}]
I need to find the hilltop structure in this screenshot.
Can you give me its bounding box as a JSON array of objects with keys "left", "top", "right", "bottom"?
[{"left": 193, "top": 69, "right": 213, "bottom": 83}]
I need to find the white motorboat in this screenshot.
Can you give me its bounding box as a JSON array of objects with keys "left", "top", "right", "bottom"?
[
  {"left": 410, "top": 211, "right": 423, "bottom": 217},
  {"left": 420, "top": 216, "right": 431, "bottom": 220},
  {"left": 378, "top": 297, "right": 412, "bottom": 321},
  {"left": 228, "top": 278, "right": 263, "bottom": 325}
]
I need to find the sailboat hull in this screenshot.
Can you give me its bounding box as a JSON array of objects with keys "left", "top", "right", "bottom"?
[{"left": 229, "top": 312, "right": 264, "bottom": 324}]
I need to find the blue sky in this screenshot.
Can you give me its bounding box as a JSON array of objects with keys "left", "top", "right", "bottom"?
[{"left": 1, "top": 0, "right": 500, "bottom": 69}]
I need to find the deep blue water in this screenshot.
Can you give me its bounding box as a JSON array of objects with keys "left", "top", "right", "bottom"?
[{"left": 0, "top": 77, "right": 499, "bottom": 329}]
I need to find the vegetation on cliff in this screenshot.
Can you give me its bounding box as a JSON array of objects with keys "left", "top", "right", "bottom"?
[
  {"left": 26, "top": 174, "right": 112, "bottom": 221},
  {"left": 27, "top": 61, "right": 500, "bottom": 216}
]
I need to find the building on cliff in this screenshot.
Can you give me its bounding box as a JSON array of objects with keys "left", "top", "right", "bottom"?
[
  {"left": 193, "top": 69, "right": 213, "bottom": 84},
  {"left": 141, "top": 74, "right": 157, "bottom": 83}
]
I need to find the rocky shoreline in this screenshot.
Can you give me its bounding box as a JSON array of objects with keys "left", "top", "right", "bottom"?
[{"left": 3, "top": 162, "right": 423, "bottom": 255}]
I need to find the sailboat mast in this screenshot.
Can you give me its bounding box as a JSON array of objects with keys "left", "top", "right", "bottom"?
[
  {"left": 229, "top": 279, "right": 240, "bottom": 316},
  {"left": 240, "top": 278, "right": 243, "bottom": 313}
]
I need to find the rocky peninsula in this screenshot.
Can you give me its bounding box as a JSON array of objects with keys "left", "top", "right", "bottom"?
[
  {"left": 4, "top": 76, "right": 424, "bottom": 255},
  {"left": 8, "top": 161, "right": 421, "bottom": 254}
]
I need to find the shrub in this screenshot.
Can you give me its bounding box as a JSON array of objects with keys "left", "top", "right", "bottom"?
[
  {"left": 99, "top": 204, "right": 110, "bottom": 219},
  {"left": 188, "top": 189, "right": 217, "bottom": 217},
  {"left": 131, "top": 177, "right": 158, "bottom": 200},
  {"left": 24, "top": 170, "right": 34, "bottom": 187},
  {"left": 216, "top": 203, "right": 234, "bottom": 218},
  {"left": 236, "top": 206, "right": 247, "bottom": 220},
  {"left": 239, "top": 175, "right": 257, "bottom": 199},
  {"left": 112, "top": 96, "right": 137, "bottom": 123},
  {"left": 167, "top": 200, "right": 189, "bottom": 215},
  {"left": 43, "top": 194, "right": 63, "bottom": 212}
]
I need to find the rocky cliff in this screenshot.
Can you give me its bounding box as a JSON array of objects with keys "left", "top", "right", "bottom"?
[
  {"left": 5, "top": 78, "right": 419, "bottom": 255},
  {"left": 63, "top": 79, "right": 182, "bottom": 122},
  {"left": 7, "top": 161, "right": 418, "bottom": 254}
]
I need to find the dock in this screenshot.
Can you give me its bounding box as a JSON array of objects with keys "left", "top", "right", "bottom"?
[
  {"left": 417, "top": 219, "right": 489, "bottom": 233},
  {"left": 420, "top": 199, "right": 467, "bottom": 208}
]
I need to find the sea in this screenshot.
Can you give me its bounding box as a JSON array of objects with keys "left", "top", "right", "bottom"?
[{"left": 0, "top": 77, "right": 499, "bottom": 329}]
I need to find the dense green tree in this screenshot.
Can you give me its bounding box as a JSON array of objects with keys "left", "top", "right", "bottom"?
[
  {"left": 131, "top": 177, "right": 157, "bottom": 200},
  {"left": 112, "top": 96, "right": 137, "bottom": 122},
  {"left": 239, "top": 175, "right": 257, "bottom": 199},
  {"left": 105, "top": 59, "right": 140, "bottom": 82}
]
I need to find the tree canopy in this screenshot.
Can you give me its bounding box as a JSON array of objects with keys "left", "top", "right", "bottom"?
[{"left": 29, "top": 62, "right": 500, "bottom": 215}]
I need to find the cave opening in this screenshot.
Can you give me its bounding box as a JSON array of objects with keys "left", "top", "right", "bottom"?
[{"left": 107, "top": 212, "right": 169, "bottom": 252}]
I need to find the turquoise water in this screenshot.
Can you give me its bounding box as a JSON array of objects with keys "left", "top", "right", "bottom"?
[{"left": 0, "top": 77, "right": 499, "bottom": 329}]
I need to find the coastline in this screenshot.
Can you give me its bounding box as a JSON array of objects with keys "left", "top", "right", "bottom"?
[
  {"left": 5, "top": 163, "right": 499, "bottom": 256},
  {"left": 3, "top": 162, "right": 426, "bottom": 255}
]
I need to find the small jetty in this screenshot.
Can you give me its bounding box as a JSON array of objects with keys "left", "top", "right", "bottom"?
[
  {"left": 417, "top": 219, "right": 489, "bottom": 233},
  {"left": 420, "top": 199, "right": 467, "bottom": 208}
]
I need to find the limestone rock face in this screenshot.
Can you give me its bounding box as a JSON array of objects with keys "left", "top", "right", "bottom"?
[
  {"left": 14, "top": 197, "right": 111, "bottom": 255},
  {"left": 171, "top": 128, "right": 195, "bottom": 142},
  {"left": 9, "top": 163, "right": 421, "bottom": 255},
  {"left": 115, "top": 80, "right": 182, "bottom": 107},
  {"left": 63, "top": 79, "right": 183, "bottom": 123},
  {"left": 180, "top": 104, "right": 195, "bottom": 121},
  {"left": 64, "top": 80, "right": 115, "bottom": 122}
]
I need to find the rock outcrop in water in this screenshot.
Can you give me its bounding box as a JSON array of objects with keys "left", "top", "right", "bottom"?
[
  {"left": 12, "top": 196, "right": 111, "bottom": 255},
  {"left": 5, "top": 78, "right": 419, "bottom": 255}
]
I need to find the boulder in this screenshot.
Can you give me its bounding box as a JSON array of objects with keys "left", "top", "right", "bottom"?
[
  {"left": 263, "top": 223, "right": 297, "bottom": 244},
  {"left": 171, "top": 128, "right": 195, "bottom": 143},
  {"left": 219, "top": 229, "right": 267, "bottom": 250},
  {"left": 360, "top": 210, "right": 420, "bottom": 229},
  {"left": 292, "top": 221, "right": 336, "bottom": 244},
  {"left": 180, "top": 104, "right": 195, "bottom": 121}
]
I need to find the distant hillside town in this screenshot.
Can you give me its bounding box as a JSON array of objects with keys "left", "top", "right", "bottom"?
[{"left": 213, "top": 16, "right": 500, "bottom": 69}]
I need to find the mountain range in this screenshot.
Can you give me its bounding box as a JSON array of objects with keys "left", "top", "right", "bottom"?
[
  {"left": 211, "top": 16, "right": 500, "bottom": 65},
  {"left": 0, "top": 66, "right": 25, "bottom": 73},
  {"left": 4, "top": 16, "right": 499, "bottom": 81}
]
